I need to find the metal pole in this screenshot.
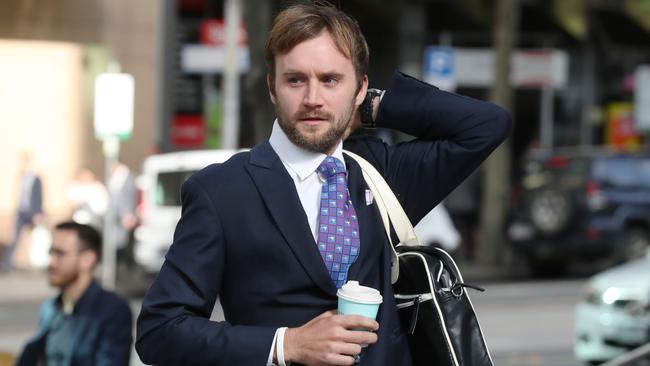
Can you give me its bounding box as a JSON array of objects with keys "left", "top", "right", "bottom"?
[
  {"left": 222, "top": 0, "right": 242, "bottom": 149},
  {"left": 540, "top": 86, "right": 555, "bottom": 149},
  {"left": 158, "top": 0, "right": 176, "bottom": 152},
  {"left": 580, "top": 0, "right": 595, "bottom": 149},
  {"left": 101, "top": 136, "right": 119, "bottom": 290}
]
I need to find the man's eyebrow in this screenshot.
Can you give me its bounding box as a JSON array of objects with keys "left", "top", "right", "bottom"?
[
  {"left": 281, "top": 70, "right": 305, "bottom": 76},
  {"left": 280, "top": 70, "right": 346, "bottom": 78},
  {"left": 320, "top": 72, "right": 345, "bottom": 79}
]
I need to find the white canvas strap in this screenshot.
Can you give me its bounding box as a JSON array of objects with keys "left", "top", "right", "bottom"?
[{"left": 343, "top": 150, "right": 421, "bottom": 283}]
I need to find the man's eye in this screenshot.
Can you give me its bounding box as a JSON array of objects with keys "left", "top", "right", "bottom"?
[
  {"left": 323, "top": 77, "right": 338, "bottom": 85},
  {"left": 287, "top": 77, "right": 303, "bottom": 85}
]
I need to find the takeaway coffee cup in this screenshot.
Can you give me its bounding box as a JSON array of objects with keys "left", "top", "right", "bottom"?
[
  {"left": 336, "top": 281, "right": 383, "bottom": 320},
  {"left": 337, "top": 281, "right": 382, "bottom": 363}
]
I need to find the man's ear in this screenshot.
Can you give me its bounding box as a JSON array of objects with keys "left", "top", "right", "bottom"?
[
  {"left": 79, "top": 250, "right": 98, "bottom": 273},
  {"left": 267, "top": 74, "right": 277, "bottom": 104},
  {"left": 355, "top": 75, "right": 369, "bottom": 107}
]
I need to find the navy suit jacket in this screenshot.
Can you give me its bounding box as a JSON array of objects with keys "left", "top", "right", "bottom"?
[
  {"left": 136, "top": 73, "right": 511, "bottom": 365},
  {"left": 17, "top": 281, "right": 133, "bottom": 366}
]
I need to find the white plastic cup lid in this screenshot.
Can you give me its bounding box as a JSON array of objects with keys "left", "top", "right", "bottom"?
[{"left": 336, "top": 281, "right": 383, "bottom": 304}]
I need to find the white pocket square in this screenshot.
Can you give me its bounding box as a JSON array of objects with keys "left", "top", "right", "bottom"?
[{"left": 365, "top": 189, "right": 374, "bottom": 205}]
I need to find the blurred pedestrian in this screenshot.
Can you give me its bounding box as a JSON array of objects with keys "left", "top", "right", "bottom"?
[
  {"left": 67, "top": 168, "right": 108, "bottom": 231},
  {"left": 106, "top": 161, "right": 138, "bottom": 270},
  {"left": 445, "top": 169, "right": 481, "bottom": 260},
  {"left": 15, "top": 221, "right": 132, "bottom": 366},
  {"left": 1, "top": 152, "right": 43, "bottom": 272}
]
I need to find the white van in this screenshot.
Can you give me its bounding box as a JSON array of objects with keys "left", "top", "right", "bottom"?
[{"left": 134, "top": 149, "right": 242, "bottom": 274}]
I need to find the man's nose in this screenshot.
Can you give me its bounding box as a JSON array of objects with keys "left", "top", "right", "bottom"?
[{"left": 303, "top": 80, "right": 323, "bottom": 107}]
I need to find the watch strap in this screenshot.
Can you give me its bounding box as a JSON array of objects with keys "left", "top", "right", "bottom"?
[{"left": 361, "top": 88, "right": 383, "bottom": 128}]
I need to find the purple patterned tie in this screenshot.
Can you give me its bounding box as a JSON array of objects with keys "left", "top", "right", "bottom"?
[{"left": 317, "top": 156, "right": 360, "bottom": 289}]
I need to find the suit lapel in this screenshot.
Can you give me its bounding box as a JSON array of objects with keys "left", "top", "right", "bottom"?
[
  {"left": 245, "top": 142, "right": 337, "bottom": 296},
  {"left": 344, "top": 155, "right": 377, "bottom": 281}
]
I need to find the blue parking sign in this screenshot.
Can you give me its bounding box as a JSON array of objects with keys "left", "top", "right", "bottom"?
[{"left": 423, "top": 46, "right": 456, "bottom": 91}]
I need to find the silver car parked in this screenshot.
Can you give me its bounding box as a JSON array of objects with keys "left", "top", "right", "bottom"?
[
  {"left": 134, "top": 149, "right": 241, "bottom": 274},
  {"left": 575, "top": 250, "right": 650, "bottom": 364}
]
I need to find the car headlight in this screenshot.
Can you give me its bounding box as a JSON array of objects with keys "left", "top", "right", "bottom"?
[{"left": 602, "top": 287, "right": 621, "bottom": 305}]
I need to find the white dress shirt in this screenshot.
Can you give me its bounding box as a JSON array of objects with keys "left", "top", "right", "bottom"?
[
  {"left": 265, "top": 120, "right": 346, "bottom": 365},
  {"left": 269, "top": 120, "right": 346, "bottom": 240}
]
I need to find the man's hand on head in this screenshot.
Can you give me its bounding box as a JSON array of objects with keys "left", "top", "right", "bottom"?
[{"left": 281, "top": 310, "right": 379, "bottom": 366}]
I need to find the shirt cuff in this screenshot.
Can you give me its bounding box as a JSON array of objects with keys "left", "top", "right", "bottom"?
[
  {"left": 267, "top": 327, "right": 290, "bottom": 366},
  {"left": 266, "top": 328, "right": 280, "bottom": 365}
]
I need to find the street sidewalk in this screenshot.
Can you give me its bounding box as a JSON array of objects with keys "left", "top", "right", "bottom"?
[
  {"left": 0, "top": 269, "right": 54, "bottom": 302},
  {"left": 0, "top": 269, "right": 54, "bottom": 365}
]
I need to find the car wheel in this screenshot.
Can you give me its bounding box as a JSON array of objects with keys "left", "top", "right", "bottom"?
[
  {"left": 620, "top": 227, "right": 650, "bottom": 262},
  {"left": 529, "top": 188, "right": 573, "bottom": 235}
]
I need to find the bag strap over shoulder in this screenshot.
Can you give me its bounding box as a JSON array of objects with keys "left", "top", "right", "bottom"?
[{"left": 343, "top": 150, "right": 421, "bottom": 283}]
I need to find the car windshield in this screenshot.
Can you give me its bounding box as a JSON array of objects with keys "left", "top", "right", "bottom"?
[
  {"left": 592, "top": 158, "right": 650, "bottom": 188},
  {"left": 155, "top": 171, "right": 197, "bottom": 206}
]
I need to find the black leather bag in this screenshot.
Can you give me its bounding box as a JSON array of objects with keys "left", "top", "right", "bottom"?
[
  {"left": 393, "top": 245, "right": 493, "bottom": 366},
  {"left": 344, "top": 150, "right": 494, "bottom": 366}
]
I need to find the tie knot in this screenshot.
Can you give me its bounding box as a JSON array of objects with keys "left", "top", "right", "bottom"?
[{"left": 317, "top": 156, "right": 346, "bottom": 179}]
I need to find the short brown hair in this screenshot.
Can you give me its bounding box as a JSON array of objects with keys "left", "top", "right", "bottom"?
[
  {"left": 265, "top": 2, "right": 369, "bottom": 83},
  {"left": 55, "top": 221, "right": 102, "bottom": 261}
]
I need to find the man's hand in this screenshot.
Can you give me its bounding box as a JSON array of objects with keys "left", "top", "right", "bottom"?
[{"left": 283, "top": 310, "right": 379, "bottom": 366}]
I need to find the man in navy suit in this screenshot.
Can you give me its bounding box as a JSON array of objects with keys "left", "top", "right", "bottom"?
[
  {"left": 136, "top": 3, "right": 511, "bottom": 365},
  {"left": 16, "top": 221, "right": 132, "bottom": 366}
]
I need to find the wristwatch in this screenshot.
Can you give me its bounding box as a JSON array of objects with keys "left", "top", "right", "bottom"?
[{"left": 360, "top": 88, "right": 383, "bottom": 128}]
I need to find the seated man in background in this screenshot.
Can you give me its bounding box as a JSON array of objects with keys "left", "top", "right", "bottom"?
[{"left": 16, "top": 221, "right": 132, "bottom": 366}]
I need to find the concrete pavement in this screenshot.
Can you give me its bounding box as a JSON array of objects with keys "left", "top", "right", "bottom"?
[
  {"left": 0, "top": 269, "right": 54, "bottom": 365},
  {"left": 0, "top": 269, "right": 54, "bottom": 302}
]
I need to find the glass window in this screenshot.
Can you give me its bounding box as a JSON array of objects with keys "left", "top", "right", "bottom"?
[
  {"left": 154, "top": 171, "right": 197, "bottom": 206},
  {"left": 592, "top": 158, "right": 650, "bottom": 188}
]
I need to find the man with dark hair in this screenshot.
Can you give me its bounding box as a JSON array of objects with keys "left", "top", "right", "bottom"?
[
  {"left": 16, "top": 221, "right": 132, "bottom": 366},
  {"left": 137, "top": 3, "right": 511, "bottom": 365}
]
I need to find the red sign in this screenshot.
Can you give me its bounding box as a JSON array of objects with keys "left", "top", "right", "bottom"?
[
  {"left": 201, "top": 19, "right": 248, "bottom": 46},
  {"left": 172, "top": 114, "right": 205, "bottom": 148},
  {"left": 606, "top": 102, "right": 642, "bottom": 151}
]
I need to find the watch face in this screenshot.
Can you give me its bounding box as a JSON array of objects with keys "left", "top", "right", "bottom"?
[{"left": 368, "top": 88, "right": 382, "bottom": 97}]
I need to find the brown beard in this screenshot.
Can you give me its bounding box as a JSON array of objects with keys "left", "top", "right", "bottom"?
[{"left": 275, "top": 101, "right": 356, "bottom": 153}]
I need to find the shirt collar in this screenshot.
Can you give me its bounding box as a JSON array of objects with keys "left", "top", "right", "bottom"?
[
  {"left": 54, "top": 280, "right": 100, "bottom": 315},
  {"left": 269, "top": 120, "right": 345, "bottom": 181}
]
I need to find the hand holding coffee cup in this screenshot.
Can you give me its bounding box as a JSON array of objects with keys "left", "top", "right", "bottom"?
[
  {"left": 281, "top": 282, "right": 381, "bottom": 365},
  {"left": 337, "top": 281, "right": 383, "bottom": 362}
]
